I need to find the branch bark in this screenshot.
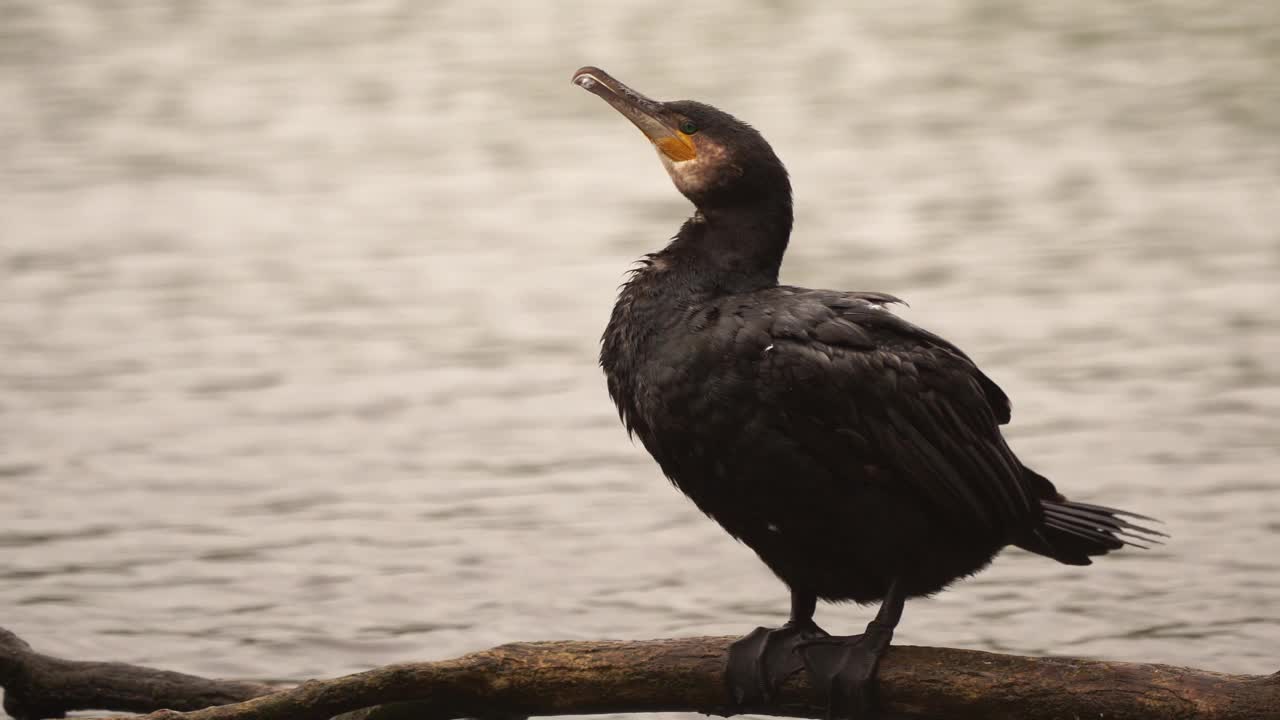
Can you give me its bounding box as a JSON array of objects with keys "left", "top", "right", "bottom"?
[
  {"left": 2, "top": 626, "right": 1277, "bottom": 720},
  {"left": 0, "top": 628, "right": 276, "bottom": 720}
]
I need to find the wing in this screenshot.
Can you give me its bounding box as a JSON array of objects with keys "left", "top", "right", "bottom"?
[
  {"left": 823, "top": 290, "right": 1012, "bottom": 425},
  {"left": 748, "top": 288, "right": 1032, "bottom": 536}
]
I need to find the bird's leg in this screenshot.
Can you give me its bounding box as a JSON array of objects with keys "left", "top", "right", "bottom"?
[
  {"left": 798, "top": 579, "right": 905, "bottom": 719},
  {"left": 725, "top": 590, "right": 829, "bottom": 708}
]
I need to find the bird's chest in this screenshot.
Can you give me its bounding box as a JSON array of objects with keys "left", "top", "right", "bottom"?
[
  {"left": 603, "top": 305, "right": 766, "bottom": 510},
  {"left": 602, "top": 310, "right": 721, "bottom": 445}
]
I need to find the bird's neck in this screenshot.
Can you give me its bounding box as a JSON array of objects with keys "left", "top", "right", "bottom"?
[{"left": 659, "top": 197, "right": 793, "bottom": 295}]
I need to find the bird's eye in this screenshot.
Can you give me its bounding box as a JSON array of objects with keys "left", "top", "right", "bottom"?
[{"left": 679, "top": 120, "right": 699, "bottom": 135}]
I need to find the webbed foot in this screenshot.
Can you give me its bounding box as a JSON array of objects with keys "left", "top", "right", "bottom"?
[
  {"left": 798, "top": 624, "right": 894, "bottom": 719},
  {"left": 725, "top": 619, "right": 829, "bottom": 708}
]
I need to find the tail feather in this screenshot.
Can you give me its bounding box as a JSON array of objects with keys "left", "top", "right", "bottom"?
[
  {"left": 1058, "top": 500, "right": 1162, "bottom": 524},
  {"left": 1042, "top": 502, "right": 1167, "bottom": 545},
  {"left": 1018, "top": 498, "right": 1165, "bottom": 566},
  {"left": 1014, "top": 466, "right": 1164, "bottom": 566}
]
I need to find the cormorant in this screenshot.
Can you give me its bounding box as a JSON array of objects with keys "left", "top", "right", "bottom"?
[{"left": 573, "top": 66, "right": 1163, "bottom": 718}]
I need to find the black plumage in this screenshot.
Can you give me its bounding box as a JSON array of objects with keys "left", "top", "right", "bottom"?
[{"left": 574, "top": 66, "right": 1161, "bottom": 716}]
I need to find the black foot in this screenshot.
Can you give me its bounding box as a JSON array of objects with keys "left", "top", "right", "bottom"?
[
  {"left": 726, "top": 620, "right": 829, "bottom": 708},
  {"left": 798, "top": 626, "right": 893, "bottom": 719}
]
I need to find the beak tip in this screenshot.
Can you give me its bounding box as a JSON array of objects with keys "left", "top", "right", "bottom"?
[{"left": 572, "top": 66, "right": 606, "bottom": 90}]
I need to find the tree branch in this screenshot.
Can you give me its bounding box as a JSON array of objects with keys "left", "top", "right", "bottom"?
[
  {"left": 2, "top": 626, "right": 1277, "bottom": 720},
  {"left": 0, "top": 628, "right": 275, "bottom": 720}
]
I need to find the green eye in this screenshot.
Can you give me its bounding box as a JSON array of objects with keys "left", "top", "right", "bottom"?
[{"left": 679, "top": 120, "right": 699, "bottom": 135}]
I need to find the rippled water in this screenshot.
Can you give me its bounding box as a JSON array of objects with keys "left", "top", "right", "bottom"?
[{"left": 2, "top": 1, "right": 1278, "bottom": 712}]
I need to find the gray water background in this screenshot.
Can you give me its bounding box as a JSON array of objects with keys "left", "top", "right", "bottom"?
[{"left": 1, "top": 0, "right": 1278, "bottom": 709}]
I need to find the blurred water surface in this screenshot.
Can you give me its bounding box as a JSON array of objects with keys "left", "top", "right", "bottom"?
[{"left": 2, "top": 1, "right": 1278, "bottom": 711}]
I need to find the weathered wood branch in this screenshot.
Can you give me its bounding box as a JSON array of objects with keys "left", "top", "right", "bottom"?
[
  {"left": 2, "top": 626, "right": 1278, "bottom": 720},
  {"left": 0, "top": 628, "right": 276, "bottom": 720}
]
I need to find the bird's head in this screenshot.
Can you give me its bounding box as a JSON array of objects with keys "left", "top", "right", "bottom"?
[{"left": 573, "top": 66, "right": 789, "bottom": 212}]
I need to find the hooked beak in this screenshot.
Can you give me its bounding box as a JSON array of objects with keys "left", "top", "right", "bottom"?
[{"left": 572, "top": 66, "right": 696, "bottom": 162}]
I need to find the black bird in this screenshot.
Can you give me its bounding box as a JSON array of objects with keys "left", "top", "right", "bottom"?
[{"left": 573, "top": 66, "right": 1163, "bottom": 717}]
